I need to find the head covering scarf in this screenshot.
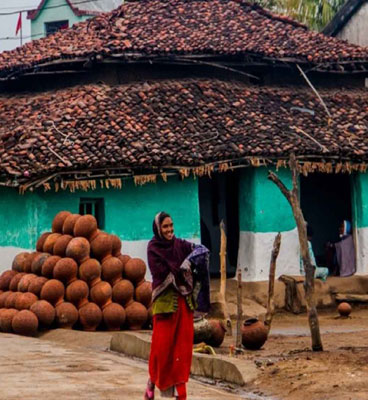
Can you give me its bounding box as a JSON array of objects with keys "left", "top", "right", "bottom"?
[{"left": 341, "top": 220, "right": 352, "bottom": 237}]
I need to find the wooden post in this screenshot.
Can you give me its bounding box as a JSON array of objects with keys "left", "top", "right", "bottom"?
[
  {"left": 264, "top": 233, "right": 281, "bottom": 333},
  {"left": 236, "top": 268, "right": 243, "bottom": 348},
  {"left": 268, "top": 154, "right": 323, "bottom": 351}
]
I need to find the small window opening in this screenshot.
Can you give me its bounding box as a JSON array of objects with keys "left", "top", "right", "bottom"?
[
  {"left": 45, "top": 20, "right": 69, "bottom": 36},
  {"left": 79, "top": 198, "right": 105, "bottom": 229}
]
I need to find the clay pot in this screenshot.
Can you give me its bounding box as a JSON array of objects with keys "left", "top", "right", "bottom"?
[
  {"left": 65, "top": 237, "right": 90, "bottom": 264},
  {"left": 90, "top": 232, "right": 113, "bottom": 262},
  {"left": 53, "top": 235, "right": 73, "bottom": 257},
  {"left": 23, "top": 252, "right": 39, "bottom": 273},
  {"left": 41, "top": 255, "right": 61, "bottom": 278},
  {"left": 79, "top": 302, "right": 102, "bottom": 331},
  {"left": 40, "top": 279, "right": 65, "bottom": 306},
  {"left": 74, "top": 215, "right": 98, "bottom": 240},
  {"left": 5, "top": 292, "right": 22, "bottom": 309},
  {"left": 31, "top": 253, "right": 50, "bottom": 276},
  {"left": 18, "top": 273, "right": 37, "bottom": 292},
  {"left": 28, "top": 277, "right": 48, "bottom": 297},
  {"left": 66, "top": 280, "right": 89, "bottom": 309},
  {"left": 30, "top": 300, "right": 55, "bottom": 329},
  {"left": 9, "top": 272, "right": 26, "bottom": 291},
  {"left": 135, "top": 281, "right": 152, "bottom": 308},
  {"left": 125, "top": 301, "right": 148, "bottom": 330},
  {"left": 0, "top": 308, "right": 19, "bottom": 332},
  {"left": 124, "top": 258, "right": 146, "bottom": 285},
  {"left": 103, "top": 302, "right": 126, "bottom": 331},
  {"left": 52, "top": 211, "right": 72, "bottom": 233},
  {"left": 0, "top": 270, "right": 18, "bottom": 290},
  {"left": 12, "top": 310, "right": 38, "bottom": 336},
  {"left": 111, "top": 235, "right": 122, "bottom": 257},
  {"left": 12, "top": 252, "right": 30, "bottom": 272},
  {"left": 118, "top": 254, "right": 131, "bottom": 274},
  {"left": 207, "top": 320, "right": 226, "bottom": 347},
  {"left": 15, "top": 292, "right": 38, "bottom": 310},
  {"left": 338, "top": 302, "right": 352, "bottom": 317},
  {"left": 53, "top": 258, "right": 78, "bottom": 284},
  {"left": 79, "top": 258, "right": 101, "bottom": 287},
  {"left": 36, "top": 232, "right": 51, "bottom": 252},
  {"left": 43, "top": 233, "right": 61, "bottom": 254},
  {"left": 241, "top": 318, "right": 268, "bottom": 350},
  {"left": 62, "top": 213, "right": 81, "bottom": 235},
  {"left": 0, "top": 291, "right": 12, "bottom": 308},
  {"left": 90, "top": 281, "right": 112, "bottom": 309},
  {"left": 55, "top": 302, "right": 78, "bottom": 329},
  {"left": 101, "top": 257, "right": 123, "bottom": 286},
  {"left": 112, "top": 279, "right": 134, "bottom": 307}
]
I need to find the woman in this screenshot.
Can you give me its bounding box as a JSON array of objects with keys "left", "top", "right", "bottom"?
[
  {"left": 335, "top": 220, "right": 356, "bottom": 277},
  {"left": 144, "top": 211, "right": 209, "bottom": 400}
]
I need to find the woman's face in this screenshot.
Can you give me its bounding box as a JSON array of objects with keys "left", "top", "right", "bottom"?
[{"left": 161, "top": 217, "right": 174, "bottom": 241}]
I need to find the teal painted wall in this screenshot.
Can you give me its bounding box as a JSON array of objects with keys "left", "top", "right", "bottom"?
[
  {"left": 239, "top": 167, "right": 296, "bottom": 233},
  {"left": 351, "top": 172, "right": 368, "bottom": 229},
  {"left": 0, "top": 177, "right": 200, "bottom": 249}
]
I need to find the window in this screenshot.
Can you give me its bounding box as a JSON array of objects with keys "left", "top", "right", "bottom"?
[
  {"left": 45, "top": 20, "right": 69, "bottom": 36},
  {"left": 79, "top": 198, "right": 105, "bottom": 229}
]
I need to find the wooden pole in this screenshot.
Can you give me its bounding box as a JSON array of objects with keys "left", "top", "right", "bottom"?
[
  {"left": 264, "top": 233, "right": 281, "bottom": 333},
  {"left": 268, "top": 153, "right": 323, "bottom": 351},
  {"left": 236, "top": 267, "right": 243, "bottom": 348}
]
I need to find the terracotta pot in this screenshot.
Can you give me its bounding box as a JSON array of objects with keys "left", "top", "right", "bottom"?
[
  {"left": 0, "top": 308, "right": 6, "bottom": 330},
  {"left": 65, "top": 237, "right": 90, "bottom": 264},
  {"left": 103, "top": 302, "right": 126, "bottom": 331},
  {"left": 111, "top": 235, "right": 122, "bottom": 257},
  {"left": 112, "top": 279, "right": 134, "bottom": 307},
  {"left": 0, "top": 291, "right": 12, "bottom": 308},
  {"left": 207, "top": 320, "right": 226, "bottom": 347},
  {"left": 79, "top": 302, "right": 102, "bottom": 331},
  {"left": 43, "top": 233, "right": 61, "bottom": 254},
  {"left": 0, "top": 270, "right": 18, "bottom": 290},
  {"left": 124, "top": 258, "right": 146, "bottom": 285},
  {"left": 40, "top": 279, "right": 65, "bottom": 306},
  {"left": 125, "top": 301, "right": 148, "bottom": 330},
  {"left": 338, "top": 302, "right": 352, "bottom": 317},
  {"left": 118, "top": 254, "right": 131, "bottom": 277},
  {"left": 28, "top": 277, "right": 48, "bottom": 297},
  {"left": 62, "top": 213, "right": 81, "bottom": 235},
  {"left": 15, "top": 292, "right": 38, "bottom": 310},
  {"left": 31, "top": 253, "right": 50, "bottom": 276},
  {"left": 74, "top": 215, "right": 98, "bottom": 241},
  {"left": 102, "top": 257, "right": 123, "bottom": 286},
  {"left": 241, "top": 318, "right": 268, "bottom": 350},
  {"left": 79, "top": 258, "right": 101, "bottom": 287},
  {"left": 53, "top": 258, "right": 78, "bottom": 284},
  {"left": 23, "top": 252, "right": 39, "bottom": 273},
  {"left": 55, "top": 302, "right": 78, "bottom": 329},
  {"left": 90, "top": 232, "right": 113, "bottom": 262},
  {"left": 5, "top": 292, "right": 22, "bottom": 309},
  {"left": 30, "top": 300, "right": 55, "bottom": 329},
  {"left": 0, "top": 308, "right": 19, "bottom": 332},
  {"left": 53, "top": 235, "right": 73, "bottom": 257},
  {"left": 36, "top": 232, "right": 51, "bottom": 252},
  {"left": 66, "top": 280, "right": 89, "bottom": 309},
  {"left": 52, "top": 211, "right": 72, "bottom": 233},
  {"left": 9, "top": 272, "right": 26, "bottom": 291},
  {"left": 41, "top": 255, "right": 61, "bottom": 278},
  {"left": 135, "top": 281, "right": 152, "bottom": 308},
  {"left": 12, "top": 310, "right": 38, "bottom": 336},
  {"left": 12, "top": 252, "right": 30, "bottom": 272},
  {"left": 90, "top": 281, "right": 112, "bottom": 309},
  {"left": 18, "top": 273, "right": 37, "bottom": 292}
]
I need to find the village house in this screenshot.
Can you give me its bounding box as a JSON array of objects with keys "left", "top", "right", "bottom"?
[{"left": 1, "top": 0, "right": 368, "bottom": 282}]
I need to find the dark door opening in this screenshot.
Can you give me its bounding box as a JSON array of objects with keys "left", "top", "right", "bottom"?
[{"left": 198, "top": 171, "right": 239, "bottom": 277}]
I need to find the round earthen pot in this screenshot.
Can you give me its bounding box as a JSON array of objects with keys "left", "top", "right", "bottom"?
[
  {"left": 41, "top": 255, "right": 61, "bottom": 278},
  {"left": 103, "top": 302, "right": 126, "bottom": 331},
  {"left": 40, "top": 279, "right": 65, "bottom": 306},
  {"left": 53, "top": 258, "right": 78, "bottom": 285},
  {"left": 66, "top": 280, "right": 89, "bottom": 309},
  {"left": 12, "top": 252, "right": 30, "bottom": 272},
  {"left": 0, "top": 308, "right": 19, "bottom": 332},
  {"left": 43, "top": 233, "right": 61, "bottom": 254},
  {"left": 338, "top": 302, "right": 352, "bottom": 317},
  {"left": 62, "top": 213, "right": 81, "bottom": 235},
  {"left": 241, "top": 318, "right": 268, "bottom": 350},
  {"left": 18, "top": 273, "right": 37, "bottom": 292},
  {"left": 79, "top": 258, "right": 101, "bottom": 287},
  {"left": 53, "top": 235, "right": 73, "bottom": 257},
  {"left": 207, "top": 320, "right": 226, "bottom": 347},
  {"left": 134, "top": 281, "right": 152, "bottom": 308},
  {"left": 30, "top": 300, "right": 55, "bottom": 329},
  {"left": 9, "top": 272, "right": 26, "bottom": 291},
  {"left": 55, "top": 302, "right": 78, "bottom": 329},
  {"left": 124, "top": 258, "right": 146, "bottom": 285},
  {"left": 90, "top": 232, "right": 113, "bottom": 262},
  {"left": 90, "top": 281, "right": 112, "bottom": 309},
  {"left": 31, "top": 253, "right": 50, "bottom": 276},
  {"left": 23, "top": 252, "right": 39, "bottom": 273},
  {"left": 28, "top": 277, "right": 48, "bottom": 297},
  {"left": 0, "top": 291, "right": 12, "bottom": 308},
  {"left": 118, "top": 254, "right": 131, "bottom": 277},
  {"left": 15, "top": 292, "right": 38, "bottom": 310},
  {"left": 52, "top": 211, "right": 72, "bottom": 233},
  {"left": 65, "top": 237, "right": 90, "bottom": 264},
  {"left": 73, "top": 215, "right": 98, "bottom": 241},
  {"left": 0, "top": 270, "right": 18, "bottom": 291},
  {"left": 112, "top": 279, "right": 134, "bottom": 307},
  {"left": 12, "top": 310, "right": 38, "bottom": 336},
  {"left": 101, "top": 257, "right": 123, "bottom": 286},
  {"left": 79, "top": 302, "right": 103, "bottom": 331},
  {"left": 0, "top": 308, "right": 6, "bottom": 330},
  {"left": 5, "top": 292, "right": 22, "bottom": 309},
  {"left": 125, "top": 301, "right": 148, "bottom": 330},
  {"left": 111, "top": 235, "right": 122, "bottom": 257},
  {"left": 36, "top": 232, "right": 51, "bottom": 252}
]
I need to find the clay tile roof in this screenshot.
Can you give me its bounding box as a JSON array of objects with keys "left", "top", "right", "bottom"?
[
  {"left": 3, "top": 0, "right": 368, "bottom": 78},
  {"left": 1, "top": 79, "right": 368, "bottom": 183}
]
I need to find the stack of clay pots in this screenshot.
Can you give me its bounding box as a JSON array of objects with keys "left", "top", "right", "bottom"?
[{"left": 0, "top": 211, "right": 152, "bottom": 336}]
